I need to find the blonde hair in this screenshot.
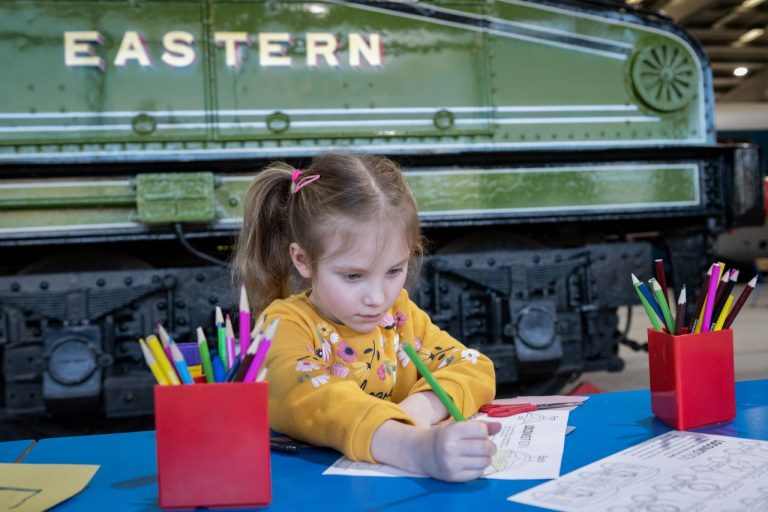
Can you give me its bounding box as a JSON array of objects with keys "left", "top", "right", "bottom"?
[{"left": 234, "top": 152, "right": 423, "bottom": 313}]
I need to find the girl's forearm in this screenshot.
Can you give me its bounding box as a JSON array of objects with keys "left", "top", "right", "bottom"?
[
  {"left": 370, "top": 419, "right": 429, "bottom": 475},
  {"left": 398, "top": 391, "right": 448, "bottom": 427}
]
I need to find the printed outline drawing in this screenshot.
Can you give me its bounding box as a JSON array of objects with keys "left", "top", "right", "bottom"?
[{"left": 0, "top": 486, "right": 42, "bottom": 509}]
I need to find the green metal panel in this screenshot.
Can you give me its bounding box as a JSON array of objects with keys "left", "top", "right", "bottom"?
[
  {"left": 0, "top": 163, "right": 701, "bottom": 235},
  {"left": 0, "top": 0, "right": 709, "bottom": 162},
  {"left": 484, "top": 2, "right": 704, "bottom": 146},
  {"left": 406, "top": 164, "right": 699, "bottom": 216},
  {"left": 0, "top": 179, "right": 137, "bottom": 232},
  {"left": 210, "top": 1, "right": 492, "bottom": 140},
  {"left": 0, "top": 1, "right": 208, "bottom": 145},
  {"left": 136, "top": 172, "right": 215, "bottom": 222}
]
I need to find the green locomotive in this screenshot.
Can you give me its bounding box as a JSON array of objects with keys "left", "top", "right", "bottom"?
[{"left": 0, "top": 0, "right": 763, "bottom": 426}]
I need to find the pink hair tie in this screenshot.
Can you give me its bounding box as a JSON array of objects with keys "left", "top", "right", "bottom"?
[{"left": 290, "top": 168, "right": 320, "bottom": 194}]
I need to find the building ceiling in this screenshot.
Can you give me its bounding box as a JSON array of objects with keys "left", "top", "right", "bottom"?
[{"left": 628, "top": 0, "right": 768, "bottom": 102}]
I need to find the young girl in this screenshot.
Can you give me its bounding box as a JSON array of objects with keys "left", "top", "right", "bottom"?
[{"left": 234, "top": 152, "right": 499, "bottom": 482}]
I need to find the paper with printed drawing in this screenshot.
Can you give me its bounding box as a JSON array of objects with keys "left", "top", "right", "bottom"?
[
  {"left": 509, "top": 430, "right": 768, "bottom": 511},
  {"left": 323, "top": 408, "right": 570, "bottom": 480}
]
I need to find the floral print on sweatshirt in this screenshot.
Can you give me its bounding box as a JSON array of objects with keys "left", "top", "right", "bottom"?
[{"left": 292, "top": 309, "right": 478, "bottom": 398}]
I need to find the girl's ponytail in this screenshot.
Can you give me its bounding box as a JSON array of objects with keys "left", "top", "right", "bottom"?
[{"left": 233, "top": 162, "right": 297, "bottom": 313}]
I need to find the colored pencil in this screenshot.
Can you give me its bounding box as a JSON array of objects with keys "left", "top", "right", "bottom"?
[
  {"left": 631, "top": 274, "right": 663, "bottom": 331},
  {"left": 650, "top": 278, "right": 675, "bottom": 333},
  {"left": 138, "top": 338, "right": 170, "bottom": 385},
  {"left": 700, "top": 263, "right": 722, "bottom": 332},
  {"left": 169, "top": 342, "right": 194, "bottom": 384},
  {"left": 635, "top": 277, "right": 664, "bottom": 321},
  {"left": 710, "top": 269, "right": 738, "bottom": 329},
  {"left": 723, "top": 275, "right": 758, "bottom": 329},
  {"left": 708, "top": 269, "right": 730, "bottom": 326},
  {"left": 251, "top": 312, "right": 267, "bottom": 342},
  {"left": 243, "top": 318, "right": 280, "bottom": 383},
  {"left": 215, "top": 306, "right": 227, "bottom": 370},
  {"left": 239, "top": 285, "right": 251, "bottom": 360},
  {"left": 196, "top": 327, "right": 215, "bottom": 384},
  {"left": 654, "top": 259, "right": 670, "bottom": 309},
  {"left": 689, "top": 265, "right": 713, "bottom": 332},
  {"left": 232, "top": 324, "right": 263, "bottom": 383},
  {"left": 673, "top": 285, "right": 686, "bottom": 335},
  {"left": 225, "top": 313, "right": 237, "bottom": 367},
  {"left": 256, "top": 367, "right": 268, "bottom": 382},
  {"left": 211, "top": 351, "right": 226, "bottom": 382},
  {"left": 146, "top": 334, "right": 181, "bottom": 385},
  {"left": 224, "top": 353, "right": 243, "bottom": 382},
  {"left": 402, "top": 343, "right": 465, "bottom": 421},
  {"left": 157, "top": 323, "right": 175, "bottom": 364},
  {"left": 713, "top": 295, "right": 734, "bottom": 331}
]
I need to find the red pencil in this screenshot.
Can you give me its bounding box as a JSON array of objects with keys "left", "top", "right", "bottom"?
[{"left": 722, "top": 276, "right": 757, "bottom": 329}]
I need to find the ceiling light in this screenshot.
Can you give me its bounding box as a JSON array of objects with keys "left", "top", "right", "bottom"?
[
  {"left": 741, "top": 0, "right": 765, "bottom": 9},
  {"left": 734, "top": 66, "right": 749, "bottom": 77},
  {"left": 737, "top": 28, "right": 765, "bottom": 45}
]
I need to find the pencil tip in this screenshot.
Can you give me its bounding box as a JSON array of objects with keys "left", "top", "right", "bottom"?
[
  {"left": 215, "top": 306, "right": 224, "bottom": 324},
  {"left": 631, "top": 273, "right": 640, "bottom": 284},
  {"left": 748, "top": 275, "right": 758, "bottom": 287},
  {"left": 240, "top": 285, "right": 250, "bottom": 309}
]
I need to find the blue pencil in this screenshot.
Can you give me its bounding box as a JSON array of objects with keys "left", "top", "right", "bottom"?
[
  {"left": 210, "top": 351, "right": 226, "bottom": 383},
  {"left": 169, "top": 342, "right": 194, "bottom": 384},
  {"left": 636, "top": 278, "right": 664, "bottom": 320},
  {"left": 224, "top": 355, "right": 243, "bottom": 382}
]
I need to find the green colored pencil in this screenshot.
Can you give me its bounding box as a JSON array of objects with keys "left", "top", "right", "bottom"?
[
  {"left": 402, "top": 343, "right": 465, "bottom": 421},
  {"left": 650, "top": 278, "right": 675, "bottom": 333},
  {"left": 632, "top": 274, "right": 663, "bottom": 331},
  {"left": 196, "top": 327, "right": 215, "bottom": 384},
  {"left": 215, "top": 306, "right": 227, "bottom": 369}
]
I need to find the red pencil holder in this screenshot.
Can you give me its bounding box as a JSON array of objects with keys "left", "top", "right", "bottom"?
[
  {"left": 154, "top": 382, "right": 271, "bottom": 509},
  {"left": 648, "top": 328, "right": 735, "bottom": 430}
]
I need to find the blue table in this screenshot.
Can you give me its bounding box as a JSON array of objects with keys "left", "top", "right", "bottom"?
[
  {"left": 0, "top": 439, "right": 35, "bottom": 462},
  {"left": 22, "top": 380, "right": 768, "bottom": 511}
]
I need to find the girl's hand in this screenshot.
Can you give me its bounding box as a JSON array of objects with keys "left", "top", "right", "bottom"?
[
  {"left": 371, "top": 419, "right": 501, "bottom": 483},
  {"left": 415, "top": 420, "right": 501, "bottom": 482}
]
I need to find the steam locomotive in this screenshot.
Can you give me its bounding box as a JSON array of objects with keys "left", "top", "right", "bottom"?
[{"left": 0, "top": 0, "right": 763, "bottom": 433}]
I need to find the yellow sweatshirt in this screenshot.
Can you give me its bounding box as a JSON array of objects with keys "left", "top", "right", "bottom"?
[{"left": 262, "top": 289, "right": 496, "bottom": 462}]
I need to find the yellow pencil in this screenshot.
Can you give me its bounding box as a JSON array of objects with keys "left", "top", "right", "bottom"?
[
  {"left": 146, "top": 334, "right": 181, "bottom": 385},
  {"left": 714, "top": 295, "right": 734, "bottom": 331},
  {"left": 139, "top": 338, "right": 170, "bottom": 385}
]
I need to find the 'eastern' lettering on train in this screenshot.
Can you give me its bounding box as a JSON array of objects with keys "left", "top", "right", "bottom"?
[{"left": 64, "top": 30, "right": 383, "bottom": 69}]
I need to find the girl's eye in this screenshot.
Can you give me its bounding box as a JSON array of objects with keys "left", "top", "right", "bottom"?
[
  {"left": 344, "top": 273, "right": 361, "bottom": 281},
  {"left": 387, "top": 267, "right": 404, "bottom": 277}
]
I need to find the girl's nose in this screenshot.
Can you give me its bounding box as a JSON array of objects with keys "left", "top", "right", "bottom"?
[{"left": 363, "top": 282, "right": 385, "bottom": 307}]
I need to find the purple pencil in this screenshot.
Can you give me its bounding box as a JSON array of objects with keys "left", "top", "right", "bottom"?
[
  {"left": 239, "top": 285, "right": 250, "bottom": 360},
  {"left": 243, "top": 318, "right": 280, "bottom": 383},
  {"left": 700, "top": 263, "right": 722, "bottom": 332}
]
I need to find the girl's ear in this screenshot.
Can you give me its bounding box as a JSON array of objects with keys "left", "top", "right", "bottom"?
[{"left": 289, "top": 242, "right": 313, "bottom": 279}]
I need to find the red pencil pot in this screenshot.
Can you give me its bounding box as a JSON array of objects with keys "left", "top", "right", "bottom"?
[
  {"left": 647, "top": 328, "right": 735, "bottom": 430},
  {"left": 154, "top": 382, "right": 271, "bottom": 509}
]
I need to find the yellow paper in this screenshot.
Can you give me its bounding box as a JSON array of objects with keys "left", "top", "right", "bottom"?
[{"left": 0, "top": 463, "right": 98, "bottom": 512}]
